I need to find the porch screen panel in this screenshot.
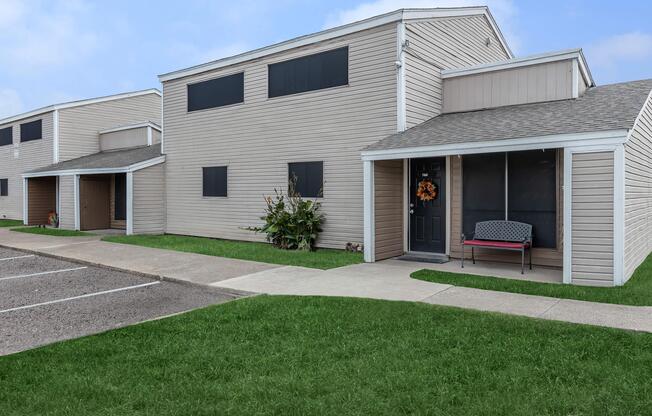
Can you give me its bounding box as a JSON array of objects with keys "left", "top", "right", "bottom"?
[
  {"left": 462, "top": 153, "right": 505, "bottom": 238},
  {"left": 508, "top": 150, "right": 556, "bottom": 248}
]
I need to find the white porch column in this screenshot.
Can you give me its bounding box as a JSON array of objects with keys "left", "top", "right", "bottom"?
[
  {"left": 73, "top": 174, "right": 80, "bottom": 230},
  {"left": 22, "top": 178, "right": 28, "bottom": 225},
  {"left": 363, "top": 160, "right": 375, "bottom": 262},
  {"left": 126, "top": 171, "right": 134, "bottom": 235}
]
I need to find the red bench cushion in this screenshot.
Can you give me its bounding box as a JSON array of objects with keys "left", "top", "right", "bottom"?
[{"left": 463, "top": 240, "right": 529, "bottom": 249}]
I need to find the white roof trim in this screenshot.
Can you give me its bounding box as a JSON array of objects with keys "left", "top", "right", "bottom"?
[
  {"left": 0, "top": 89, "right": 162, "bottom": 126},
  {"left": 99, "top": 121, "right": 162, "bottom": 135},
  {"left": 158, "top": 7, "right": 513, "bottom": 82},
  {"left": 361, "top": 129, "right": 628, "bottom": 161},
  {"left": 626, "top": 88, "right": 652, "bottom": 142},
  {"left": 22, "top": 155, "right": 165, "bottom": 178},
  {"left": 441, "top": 48, "right": 595, "bottom": 87}
]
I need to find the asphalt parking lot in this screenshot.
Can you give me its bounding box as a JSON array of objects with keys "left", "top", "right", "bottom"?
[{"left": 0, "top": 247, "right": 246, "bottom": 355}]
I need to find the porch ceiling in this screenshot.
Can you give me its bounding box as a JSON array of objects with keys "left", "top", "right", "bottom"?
[{"left": 364, "top": 79, "right": 652, "bottom": 153}]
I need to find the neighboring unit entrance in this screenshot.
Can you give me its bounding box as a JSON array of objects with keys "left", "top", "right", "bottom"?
[
  {"left": 80, "top": 175, "right": 111, "bottom": 230},
  {"left": 410, "top": 157, "right": 446, "bottom": 253}
]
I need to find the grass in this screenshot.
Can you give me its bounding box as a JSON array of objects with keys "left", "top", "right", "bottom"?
[
  {"left": 412, "top": 253, "right": 652, "bottom": 306},
  {"left": 1, "top": 296, "right": 651, "bottom": 415},
  {"left": 0, "top": 219, "right": 23, "bottom": 227},
  {"left": 102, "top": 234, "right": 363, "bottom": 269},
  {"left": 11, "top": 226, "right": 95, "bottom": 237}
]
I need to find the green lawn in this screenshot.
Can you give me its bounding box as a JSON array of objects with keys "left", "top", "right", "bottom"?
[
  {"left": 1, "top": 296, "right": 651, "bottom": 415},
  {"left": 11, "top": 226, "right": 95, "bottom": 237},
  {"left": 412, "top": 253, "right": 652, "bottom": 306},
  {"left": 102, "top": 234, "right": 363, "bottom": 269},
  {"left": 0, "top": 219, "right": 23, "bottom": 227}
]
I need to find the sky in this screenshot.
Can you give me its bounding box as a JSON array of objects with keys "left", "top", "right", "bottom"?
[{"left": 1, "top": 0, "right": 651, "bottom": 118}]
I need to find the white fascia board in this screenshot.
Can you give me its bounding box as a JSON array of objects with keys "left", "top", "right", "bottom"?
[
  {"left": 99, "top": 121, "right": 162, "bottom": 135},
  {"left": 21, "top": 156, "right": 166, "bottom": 178},
  {"left": 442, "top": 49, "right": 594, "bottom": 87},
  {"left": 158, "top": 7, "right": 510, "bottom": 82},
  {"left": 361, "top": 129, "right": 628, "bottom": 161},
  {"left": 0, "top": 89, "right": 161, "bottom": 126},
  {"left": 626, "top": 89, "right": 652, "bottom": 143}
]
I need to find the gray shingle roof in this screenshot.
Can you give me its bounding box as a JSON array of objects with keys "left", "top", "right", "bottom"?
[
  {"left": 28, "top": 144, "right": 162, "bottom": 174},
  {"left": 364, "top": 79, "right": 652, "bottom": 152}
]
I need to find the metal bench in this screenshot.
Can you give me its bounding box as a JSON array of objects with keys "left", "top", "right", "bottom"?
[{"left": 461, "top": 220, "right": 533, "bottom": 274}]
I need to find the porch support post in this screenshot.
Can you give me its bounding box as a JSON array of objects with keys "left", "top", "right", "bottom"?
[
  {"left": 562, "top": 148, "right": 573, "bottom": 284},
  {"left": 613, "top": 144, "right": 625, "bottom": 286},
  {"left": 73, "top": 174, "right": 80, "bottom": 231},
  {"left": 126, "top": 171, "right": 134, "bottom": 235},
  {"left": 22, "top": 178, "right": 28, "bottom": 225},
  {"left": 363, "top": 160, "right": 375, "bottom": 262}
]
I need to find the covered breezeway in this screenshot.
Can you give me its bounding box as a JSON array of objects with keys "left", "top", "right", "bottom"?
[{"left": 24, "top": 176, "right": 57, "bottom": 226}]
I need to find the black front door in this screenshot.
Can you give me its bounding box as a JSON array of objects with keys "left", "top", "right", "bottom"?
[{"left": 410, "top": 157, "right": 446, "bottom": 253}]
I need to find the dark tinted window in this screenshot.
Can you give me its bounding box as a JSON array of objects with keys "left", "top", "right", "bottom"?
[
  {"left": 114, "top": 173, "right": 126, "bottom": 221},
  {"left": 508, "top": 150, "right": 557, "bottom": 248},
  {"left": 462, "top": 153, "right": 505, "bottom": 237},
  {"left": 20, "top": 119, "right": 42, "bottom": 142},
  {"left": 203, "top": 166, "right": 228, "bottom": 197},
  {"left": 269, "top": 47, "right": 348, "bottom": 98},
  {"left": 0, "top": 179, "right": 7, "bottom": 196},
  {"left": 289, "top": 161, "right": 323, "bottom": 198},
  {"left": 0, "top": 127, "right": 12, "bottom": 146},
  {"left": 188, "top": 73, "right": 244, "bottom": 112}
]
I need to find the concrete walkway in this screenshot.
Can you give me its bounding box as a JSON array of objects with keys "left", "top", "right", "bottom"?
[
  {"left": 1, "top": 228, "right": 651, "bottom": 333},
  {"left": 0, "top": 228, "right": 279, "bottom": 284}
]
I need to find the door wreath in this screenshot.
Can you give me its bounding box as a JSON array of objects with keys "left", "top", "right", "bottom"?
[{"left": 416, "top": 179, "right": 438, "bottom": 201}]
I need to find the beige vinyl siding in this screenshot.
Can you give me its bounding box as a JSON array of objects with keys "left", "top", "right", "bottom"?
[
  {"left": 163, "top": 23, "right": 398, "bottom": 249},
  {"left": 58, "top": 94, "right": 161, "bottom": 161},
  {"left": 404, "top": 15, "right": 510, "bottom": 128},
  {"left": 449, "top": 151, "right": 564, "bottom": 267},
  {"left": 571, "top": 151, "right": 614, "bottom": 285},
  {"left": 152, "top": 129, "right": 161, "bottom": 144},
  {"left": 132, "top": 163, "right": 166, "bottom": 234},
  {"left": 374, "top": 160, "right": 404, "bottom": 260},
  {"left": 443, "top": 60, "right": 574, "bottom": 113},
  {"left": 0, "top": 112, "right": 54, "bottom": 220},
  {"left": 624, "top": 95, "right": 652, "bottom": 281},
  {"left": 100, "top": 127, "right": 149, "bottom": 152},
  {"left": 58, "top": 175, "right": 76, "bottom": 230}
]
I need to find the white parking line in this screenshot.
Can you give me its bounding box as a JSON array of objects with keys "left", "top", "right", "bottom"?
[
  {"left": 0, "top": 281, "right": 161, "bottom": 314},
  {"left": 0, "top": 255, "right": 35, "bottom": 262},
  {"left": 0, "top": 267, "right": 87, "bottom": 282}
]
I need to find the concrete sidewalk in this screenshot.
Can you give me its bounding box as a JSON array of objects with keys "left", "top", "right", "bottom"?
[
  {"left": 213, "top": 260, "right": 652, "bottom": 333},
  {"left": 1, "top": 228, "right": 651, "bottom": 333},
  {"left": 0, "top": 228, "right": 279, "bottom": 284}
]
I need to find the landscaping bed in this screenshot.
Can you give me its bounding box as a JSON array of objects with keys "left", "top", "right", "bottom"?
[
  {"left": 412, "top": 253, "right": 652, "bottom": 306},
  {"left": 102, "top": 234, "right": 363, "bottom": 269},
  {"left": 1, "top": 295, "right": 650, "bottom": 415}
]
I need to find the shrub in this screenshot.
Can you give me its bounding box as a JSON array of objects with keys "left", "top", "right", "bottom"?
[{"left": 247, "top": 183, "right": 324, "bottom": 251}]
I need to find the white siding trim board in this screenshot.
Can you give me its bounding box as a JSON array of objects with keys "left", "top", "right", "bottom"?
[{"left": 126, "top": 171, "right": 134, "bottom": 235}]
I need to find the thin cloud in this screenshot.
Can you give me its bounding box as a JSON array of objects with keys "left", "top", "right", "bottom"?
[
  {"left": 586, "top": 32, "right": 652, "bottom": 69},
  {"left": 323, "top": 0, "right": 521, "bottom": 53},
  {"left": 0, "top": 0, "right": 99, "bottom": 73},
  {"left": 0, "top": 88, "right": 24, "bottom": 119}
]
